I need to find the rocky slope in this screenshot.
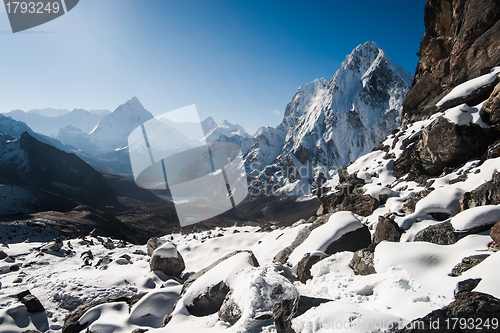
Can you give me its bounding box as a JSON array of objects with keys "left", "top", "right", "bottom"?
[
  {"left": 246, "top": 42, "right": 411, "bottom": 196},
  {"left": 0, "top": 132, "right": 120, "bottom": 210}
]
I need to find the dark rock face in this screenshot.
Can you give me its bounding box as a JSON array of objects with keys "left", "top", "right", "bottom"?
[
  {"left": 461, "top": 171, "right": 500, "bottom": 210},
  {"left": 373, "top": 215, "right": 405, "bottom": 244},
  {"left": 414, "top": 221, "right": 492, "bottom": 245},
  {"left": 0, "top": 250, "right": 8, "bottom": 260},
  {"left": 455, "top": 278, "right": 482, "bottom": 297},
  {"left": 218, "top": 292, "right": 242, "bottom": 326},
  {"left": 324, "top": 225, "right": 372, "bottom": 255},
  {"left": 349, "top": 249, "right": 376, "bottom": 276},
  {"left": 296, "top": 253, "right": 327, "bottom": 283},
  {"left": 402, "top": 0, "right": 500, "bottom": 122},
  {"left": 481, "top": 82, "right": 500, "bottom": 124},
  {"left": 149, "top": 243, "right": 185, "bottom": 278},
  {"left": 418, "top": 117, "right": 497, "bottom": 176},
  {"left": 396, "top": 292, "right": 500, "bottom": 333},
  {"left": 450, "top": 254, "right": 490, "bottom": 277},
  {"left": 187, "top": 281, "right": 230, "bottom": 317}
]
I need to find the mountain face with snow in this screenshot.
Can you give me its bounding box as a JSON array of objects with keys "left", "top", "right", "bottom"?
[
  {"left": 3, "top": 108, "right": 110, "bottom": 137},
  {"left": 204, "top": 119, "right": 254, "bottom": 154},
  {"left": 246, "top": 42, "right": 411, "bottom": 196},
  {"left": 0, "top": 132, "right": 120, "bottom": 209}
]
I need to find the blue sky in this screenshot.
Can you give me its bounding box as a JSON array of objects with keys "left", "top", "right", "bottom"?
[{"left": 0, "top": 0, "right": 426, "bottom": 134}]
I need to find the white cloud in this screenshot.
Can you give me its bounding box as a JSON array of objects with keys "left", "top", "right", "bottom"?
[{"left": 271, "top": 109, "right": 280, "bottom": 116}]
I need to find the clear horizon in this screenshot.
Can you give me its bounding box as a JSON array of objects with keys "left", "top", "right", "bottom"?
[{"left": 0, "top": 0, "right": 426, "bottom": 134}]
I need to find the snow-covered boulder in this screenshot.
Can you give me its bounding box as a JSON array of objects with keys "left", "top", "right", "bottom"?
[
  {"left": 450, "top": 205, "right": 500, "bottom": 231},
  {"left": 286, "top": 211, "right": 370, "bottom": 270},
  {"left": 149, "top": 241, "right": 185, "bottom": 277}
]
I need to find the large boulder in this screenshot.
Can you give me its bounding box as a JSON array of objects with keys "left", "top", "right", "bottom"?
[
  {"left": 418, "top": 117, "right": 494, "bottom": 176},
  {"left": 62, "top": 296, "right": 136, "bottom": 333},
  {"left": 324, "top": 225, "right": 371, "bottom": 255},
  {"left": 149, "top": 242, "right": 185, "bottom": 278},
  {"left": 396, "top": 292, "right": 500, "bottom": 332},
  {"left": 320, "top": 171, "right": 380, "bottom": 217},
  {"left": 277, "top": 212, "right": 371, "bottom": 268}
]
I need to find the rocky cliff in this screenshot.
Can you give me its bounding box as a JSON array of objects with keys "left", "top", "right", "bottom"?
[{"left": 403, "top": 0, "right": 500, "bottom": 121}]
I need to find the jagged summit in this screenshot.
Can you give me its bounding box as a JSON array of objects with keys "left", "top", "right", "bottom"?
[{"left": 246, "top": 41, "right": 411, "bottom": 195}]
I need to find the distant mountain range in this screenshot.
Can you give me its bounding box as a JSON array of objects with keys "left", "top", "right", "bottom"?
[{"left": 0, "top": 41, "right": 411, "bottom": 221}]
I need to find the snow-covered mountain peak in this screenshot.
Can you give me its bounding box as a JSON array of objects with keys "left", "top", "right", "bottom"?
[
  {"left": 247, "top": 41, "right": 411, "bottom": 196},
  {"left": 86, "top": 97, "right": 154, "bottom": 152}
]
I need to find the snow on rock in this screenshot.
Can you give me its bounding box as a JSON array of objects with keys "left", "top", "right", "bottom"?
[
  {"left": 152, "top": 241, "right": 179, "bottom": 259},
  {"left": 436, "top": 67, "right": 500, "bottom": 108},
  {"left": 291, "top": 301, "right": 406, "bottom": 333},
  {"left": 204, "top": 119, "right": 254, "bottom": 155},
  {"left": 287, "top": 211, "right": 363, "bottom": 269},
  {"left": 443, "top": 103, "right": 488, "bottom": 127},
  {"left": 450, "top": 205, "right": 500, "bottom": 231},
  {"left": 149, "top": 241, "right": 185, "bottom": 277}
]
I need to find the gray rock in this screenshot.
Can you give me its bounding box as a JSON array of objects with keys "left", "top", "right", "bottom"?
[
  {"left": 461, "top": 171, "right": 500, "bottom": 210},
  {"left": 450, "top": 254, "right": 490, "bottom": 277},
  {"left": 349, "top": 249, "right": 376, "bottom": 276},
  {"left": 17, "top": 290, "right": 44, "bottom": 313},
  {"left": 218, "top": 292, "right": 242, "bottom": 326},
  {"left": 455, "top": 278, "right": 482, "bottom": 297},
  {"left": 273, "top": 297, "right": 299, "bottom": 333},
  {"left": 272, "top": 295, "right": 331, "bottom": 333},
  {"left": 415, "top": 221, "right": 495, "bottom": 245},
  {"left": 147, "top": 237, "right": 166, "bottom": 257},
  {"left": 103, "top": 238, "right": 115, "bottom": 250},
  {"left": 396, "top": 292, "right": 500, "bottom": 332},
  {"left": 296, "top": 252, "right": 327, "bottom": 283},
  {"left": 149, "top": 242, "right": 185, "bottom": 278},
  {"left": 50, "top": 238, "right": 63, "bottom": 252},
  {"left": 324, "top": 225, "right": 372, "bottom": 255},
  {"left": 187, "top": 281, "right": 229, "bottom": 317},
  {"left": 0, "top": 250, "right": 7, "bottom": 260}
]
